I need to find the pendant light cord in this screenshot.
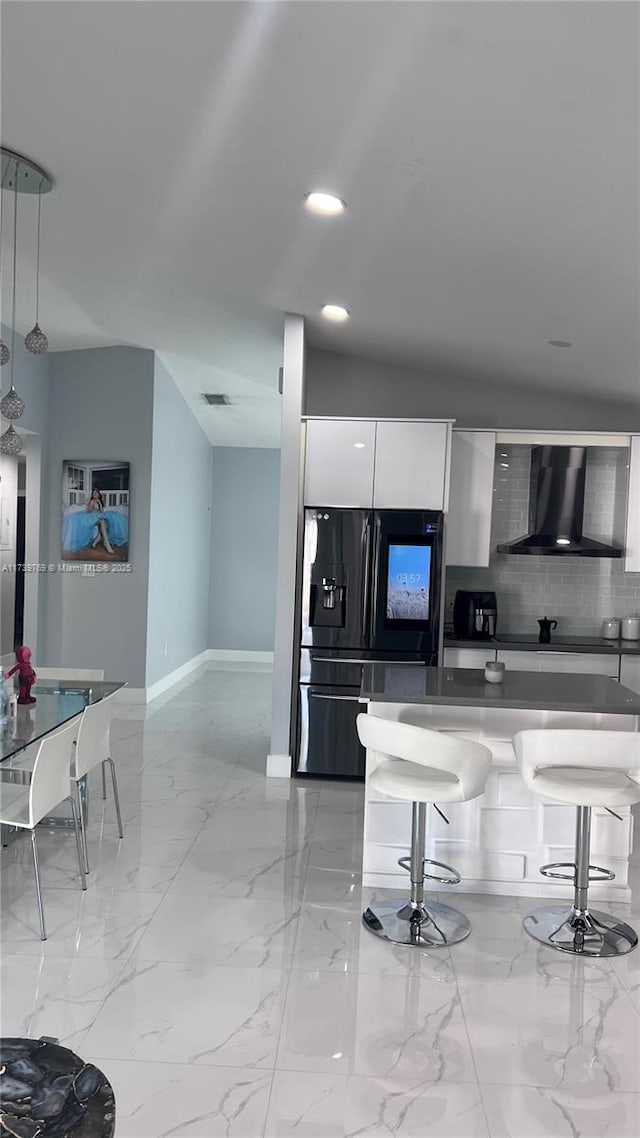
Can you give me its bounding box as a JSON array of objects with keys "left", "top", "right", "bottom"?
[
  {"left": 9, "top": 170, "right": 18, "bottom": 392},
  {"left": 35, "top": 180, "right": 43, "bottom": 323}
]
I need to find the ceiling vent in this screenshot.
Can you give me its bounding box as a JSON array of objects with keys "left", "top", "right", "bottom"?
[{"left": 202, "top": 393, "right": 231, "bottom": 406}]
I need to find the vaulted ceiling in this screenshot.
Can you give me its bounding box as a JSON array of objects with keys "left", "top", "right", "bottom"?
[{"left": 2, "top": 1, "right": 638, "bottom": 445}]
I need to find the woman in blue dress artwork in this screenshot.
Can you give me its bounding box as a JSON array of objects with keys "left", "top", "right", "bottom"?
[{"left": 62, "top": 489, "right": 128, "bottom": 556}]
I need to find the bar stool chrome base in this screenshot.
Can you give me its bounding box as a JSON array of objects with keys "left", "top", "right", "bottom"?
[
  {"left": 363, "top": 898, "right": 471, "bottom": 948},
  {"left": 524, "top": 904, "right": 638, "bottom": 957}
]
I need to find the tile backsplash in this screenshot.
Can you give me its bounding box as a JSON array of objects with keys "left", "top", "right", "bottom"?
[{"left": 446, "top": 446, "right": 640, "bottom": 637}]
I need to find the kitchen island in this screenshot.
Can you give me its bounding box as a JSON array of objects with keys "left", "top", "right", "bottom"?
[{"left": 359, "top": 665, "right": 640, "bottom": 902}]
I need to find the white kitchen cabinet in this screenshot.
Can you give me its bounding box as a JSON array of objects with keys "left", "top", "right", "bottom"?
[
  {"left": 446, "top": 431, "right": 496, "bottom": 566},
  {"left": 624, "top": 435, "right": 640, "bottom": 573},
  {"left": 304, "top": 419, "right": 376, "bottom": 506},
  {"left": 497, "top": 650, "right": 619, "bottom": 678},
  {"left": 373, "top": 421, "right": 450, "bottom": 510},
  {"left": 620, "top": 655, "right": 640, "bottom": 694},
  {"left": 444, "top": 647, "right": 497, "bottom": 668}
]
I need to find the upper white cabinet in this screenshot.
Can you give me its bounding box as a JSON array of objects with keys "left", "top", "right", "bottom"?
[
  {"left": 304, "top": 419, "right": 450, "bottom": 509},
  {"left": 624, "top": 436, "right": 640, "bottom": 573},
  {"left": 304, "top": 419, "right": 376, "bottom": 506},
  {"left": 373, "top": 421, "right": 449, "bottom": 510},
  {"left": 446, "top": 431, "right": 496, "bottom": 566}
]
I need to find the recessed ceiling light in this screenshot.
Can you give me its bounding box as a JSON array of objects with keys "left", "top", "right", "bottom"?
[
  {"left": 353, "top": 442, "right": 366, "bottom": 449},
  {"left": 304, "top": 191, "right": 346, "bottom": 216},
  {"left": 321, "top": 304, "right": 350, "bottom": 322},
  {"left": 548, "top": 340, "right": 572, "bottom": 348}
]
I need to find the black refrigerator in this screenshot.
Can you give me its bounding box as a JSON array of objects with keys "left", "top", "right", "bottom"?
[{"left": 296, "top": 507, "right": 444, "bottom": 778}]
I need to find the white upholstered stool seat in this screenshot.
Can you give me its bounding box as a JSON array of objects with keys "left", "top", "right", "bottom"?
[
  {"left": 529, "top": 765, "right": 640, "bottom": 807},
  {"left": 515, "top": 729, "right": 640, "bottom": 958},
  {"left": 370, "top": 760, "right": 460, "bottom": 802},
  {"left": 358, "top": 714, "right": 492, "bottom": 948}
]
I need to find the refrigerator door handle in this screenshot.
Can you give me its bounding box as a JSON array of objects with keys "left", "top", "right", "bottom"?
[
  {"left": 361, "top": 519, "right": 372, "bottom": 647},
  {"left": 368, "top": 515, "right": 382, "bottom": 643}
]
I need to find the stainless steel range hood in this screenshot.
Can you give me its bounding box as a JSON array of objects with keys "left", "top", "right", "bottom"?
[{"left": 497, "top": 446, "right": 623, "bottom": 558}]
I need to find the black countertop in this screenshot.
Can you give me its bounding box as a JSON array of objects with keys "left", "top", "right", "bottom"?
[
  {"left": 361, "top": 664, "right": 640, "bottom": 714},
  {"left": 444, "top": 634, "right": 640, "bottom": 655}
]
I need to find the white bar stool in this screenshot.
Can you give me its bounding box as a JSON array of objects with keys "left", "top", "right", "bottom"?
[
  {"left": 357, "top": 714, "right": 492, "bottom": 948},
  {"left": 514, "top": 729, "right": 640, "bottom": 957}
]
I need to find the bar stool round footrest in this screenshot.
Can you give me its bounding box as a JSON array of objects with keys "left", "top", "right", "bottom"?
[
  {"left": 397, "top": 855, "right": 461, "bottom": 886},
  {"left": 523, "top": 904, "right": 637, "bottom": 957},
  {"left": 539, "top": 861, "right": 615, "bottom": 883},
  {"left": 363, "top": 898, "right": 471, "bottom": 948}
]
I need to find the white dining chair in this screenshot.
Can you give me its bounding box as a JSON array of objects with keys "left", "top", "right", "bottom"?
[
  {"left": 72, "top": 689, "right": 123, "bottom": 873},
  {"left": 0, "top": 719, "right": 86, "bottom": 940}
]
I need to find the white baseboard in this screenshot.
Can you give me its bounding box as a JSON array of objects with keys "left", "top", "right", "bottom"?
[
  {"left": 115, "top": 649, "right": 273, "bottom": 705},
  {"left": 208, "top": 649, "right": 274, "bottom": 664},
  {"left": 146, "top": 650, "right": 210, "bottom": 703},
  {"left": 266, "top": 753, "right": 292, "bottom": 778}
]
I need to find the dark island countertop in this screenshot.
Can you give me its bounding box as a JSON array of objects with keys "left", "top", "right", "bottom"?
[
  {"left": 444, "top": 633, "right": 640, "bottom": 655},
  {"left": 360, "top": 664, "right": 640, "bottom": 715}
]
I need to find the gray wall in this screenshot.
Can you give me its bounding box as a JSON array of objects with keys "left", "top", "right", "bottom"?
[
  {"left": 305, "top": 347, "right": 640, "bottom": 431},
  {"left": 44, "top": 347, "right": 154, "bottom": 688},
  {"left": 446, "top": 446, "right": 640, "bottom": 636},
  {"left": 209, "top": 446, "right": 280, "bottom": 652},
  {"left": 146, "top": 357, "right": 213, "bottom": 686}
]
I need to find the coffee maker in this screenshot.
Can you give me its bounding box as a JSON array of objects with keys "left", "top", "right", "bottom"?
[{"left": 453, "top": 590, "right": 498, "bottom": 640}]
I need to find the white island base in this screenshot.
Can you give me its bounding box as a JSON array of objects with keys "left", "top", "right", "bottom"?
[{"left": 363, "top": 701, "right": 636, "bottom": 904}]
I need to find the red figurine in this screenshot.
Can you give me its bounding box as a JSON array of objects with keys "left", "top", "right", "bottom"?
[{"left": 7, "top": 645, "right": 37, "bottom": 704}]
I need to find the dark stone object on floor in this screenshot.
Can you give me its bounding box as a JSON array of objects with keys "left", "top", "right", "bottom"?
[{"left": 0, "top": 1039, "right": 115, "bottom": 1137}]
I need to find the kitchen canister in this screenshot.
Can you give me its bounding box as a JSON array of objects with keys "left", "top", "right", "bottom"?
[
  {"left": 621, "top": 615, "right": 640, "bottom": 640},
  {"left": 602, "top": 618, "right": 621, "bottom": 639},
  {"left": 484, "top": 660, "right": 505, "bottom": 684}
]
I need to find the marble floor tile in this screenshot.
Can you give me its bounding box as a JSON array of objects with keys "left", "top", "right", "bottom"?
[
  {"left": 169, "top": 841, "right": 309, "bottom": 901},
  {"left": 461, "top": 980, "right": 640, "bottom": 1092},
  {"left": 89, "top": 1059, "right": 273, "bottom": 1137},
  {"left": 292, "top": 901, "right": 456, "bottom": 981},
  {"left": 609, "top": 947, "right": 640, "bottom": 1012},
  {"left": 278, "top": 969, "right": 475, "bottom": 1081},
  {"left": 136, "top": 893, "right": 301, "bottom": 968},
  {"left": 194, "top": 803, "right": 315, "bottom": 851},
  {"left": 83, "top": 960, "right": 287, "bottom": 1068},
  {"left": 0, "top": 953, "right": 127, "bottom": 1052},
  {"left": 0, "top": 885, "right": 162, "bottom": 959},
  {"left": 451, "top": 934, "right": 620, "bottom": 991},
  {"left": 265, "top": 1071, "right": 490, "bottom": 1137},
  {"left": 480, "top": 1084, "right": 640, "bottom": 1138}
]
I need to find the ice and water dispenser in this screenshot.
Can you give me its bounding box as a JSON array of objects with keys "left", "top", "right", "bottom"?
[{"left": 308, "top": 567, "right": 346, "bottom": 628}]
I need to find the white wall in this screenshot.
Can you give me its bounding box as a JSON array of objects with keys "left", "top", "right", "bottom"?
[
  {"left": 305, "top": 347, "right": 640, "bottom": 431},
  {"left": 146, "top": 357, "right": 213, "bottom": 686},
  {"left": 209, "top": 446, "right": 280, "bottom": 652}
]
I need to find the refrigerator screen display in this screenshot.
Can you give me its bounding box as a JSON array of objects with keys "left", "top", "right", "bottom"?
[{"left": 386, "top": 543, "right": 431, "bottom": 622}]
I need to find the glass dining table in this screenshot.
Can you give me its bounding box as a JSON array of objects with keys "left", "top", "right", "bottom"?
[
  {"left": 0, "top": 678, "right": 126, "bottom": 831},
  {"left": 1, "top": 679, "right": 125, "bottom": 766}
]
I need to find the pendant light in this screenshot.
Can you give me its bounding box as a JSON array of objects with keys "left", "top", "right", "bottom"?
[
  {"left": 0, "top": 148, "right": 53, "bottom": 455},
  {"left": 24, "top": 183, "right": 48, "bottom": 354},
  {"left": 0, "top": 175, "right": 25, "bottom": 453}
]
